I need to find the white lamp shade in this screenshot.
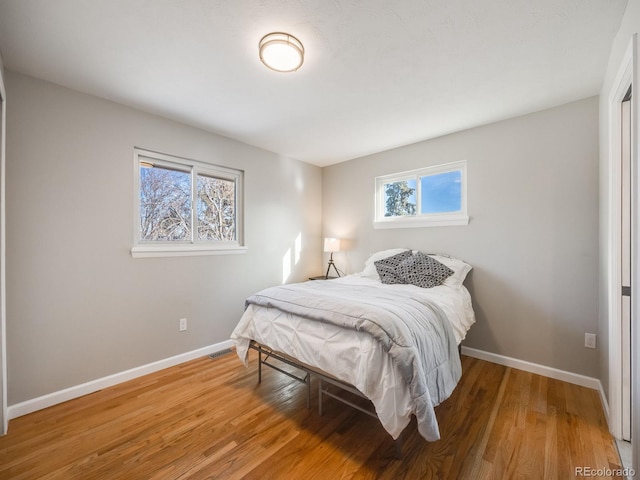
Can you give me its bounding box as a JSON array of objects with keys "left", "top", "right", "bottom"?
[
  {"left": 323, "top": 237, "right": 341, "bottom": 252},
  {"left": 259, "top": 32, "right": 304, "bottom": 72}
]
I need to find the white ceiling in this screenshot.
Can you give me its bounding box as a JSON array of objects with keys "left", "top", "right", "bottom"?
[{"left": 0, "top": 0, "right": 629, "bottom": 166}]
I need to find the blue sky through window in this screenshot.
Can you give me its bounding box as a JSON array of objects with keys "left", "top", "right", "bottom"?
[{"left": 420, "top": 171, "right": 462, "bottom": 214}]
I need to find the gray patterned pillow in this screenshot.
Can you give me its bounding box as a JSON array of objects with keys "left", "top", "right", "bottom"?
[
  {"left": 396, "top": 251, "right": 454, "bottom": 288},
  {"left": 374, "top": 250, "right": 413, "bottom": 284}
]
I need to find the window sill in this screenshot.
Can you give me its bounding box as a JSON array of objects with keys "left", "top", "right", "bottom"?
[
  {"left": 373, "top": 214, "right": 469, "bottom": 229},
  {"left": 131, "top": 244, "right": 248, "bottom": 258}
]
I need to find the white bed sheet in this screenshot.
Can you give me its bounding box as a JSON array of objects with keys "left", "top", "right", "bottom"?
[{"left": 231, "top": 275, "right": 475, "bottom": 440}]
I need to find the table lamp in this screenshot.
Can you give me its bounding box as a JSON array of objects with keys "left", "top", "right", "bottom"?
[{"left": 323, "top": 237, "right": 341, "bottom": 279}]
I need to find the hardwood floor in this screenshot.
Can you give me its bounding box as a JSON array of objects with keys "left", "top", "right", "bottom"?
[{"left": 0, "top": 353, "right": 623, "bottom": 479}]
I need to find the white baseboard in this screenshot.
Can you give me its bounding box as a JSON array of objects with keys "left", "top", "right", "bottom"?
[
  {"left": 598, "top": 381, "right": 611, "bottom": 426},
  {"left": 7, "top": 340, "right": 234, "bottom": 421},
  {"left": 462, "top": 346, "right": 606, "bottom": 392}
]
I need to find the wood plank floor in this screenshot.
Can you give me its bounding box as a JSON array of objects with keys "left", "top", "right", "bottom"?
[{"left": 0, "top": 353, "right": 623, "bottom": 479}]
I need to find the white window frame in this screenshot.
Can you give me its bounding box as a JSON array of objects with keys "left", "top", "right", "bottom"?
[
  {"left": 131, "top": 148, "right": 246, "bottom": 258},
  {"left": 374, "top": 160, "right": 469, "bottom": 229}
]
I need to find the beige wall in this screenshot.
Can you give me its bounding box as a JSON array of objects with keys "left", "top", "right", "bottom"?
[
  {"left": 5, "top": 71, "right": 322, "bottom": 405},
  {"left": 322, "top": 97, "right": 600, "bottom": 377}
]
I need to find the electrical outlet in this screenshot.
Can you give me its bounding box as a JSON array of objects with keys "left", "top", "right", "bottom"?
[
  {"left": 585, "top": 333, "right": 596, "bottom": 349},
  {"left": 179, "top": 318, "right": 187, "bottom": 332}
]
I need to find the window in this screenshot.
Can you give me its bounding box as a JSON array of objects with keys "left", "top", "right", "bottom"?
[
  {"left": 132, "top": 148, "right": 245, "bottom": 257},
  {"left": 374, "top": 160, "right": 468, "bottom": 228}
]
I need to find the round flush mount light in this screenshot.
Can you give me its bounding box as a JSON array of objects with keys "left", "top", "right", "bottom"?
[{"left": 259, "top": 32, "right": 304, "bottom": 72}]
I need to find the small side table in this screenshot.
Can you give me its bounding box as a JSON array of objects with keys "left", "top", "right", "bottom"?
[{"left": 308, "top": 276, "right": 338, "bottom": 281}]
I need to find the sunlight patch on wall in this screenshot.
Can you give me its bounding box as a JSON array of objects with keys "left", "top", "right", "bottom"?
[
  {"left": 282, "top": 232, "right": 303, "bottom": 284},
  {"left": 282, "top": 248, "right": 291, "bottom": 284},
  {"left": 295, "top": 232, "right": 302, "bottom": 264}
]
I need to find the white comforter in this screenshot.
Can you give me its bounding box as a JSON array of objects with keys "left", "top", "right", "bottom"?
[{"left": 231, "top": 275, "right": 475, "bottom": 440}]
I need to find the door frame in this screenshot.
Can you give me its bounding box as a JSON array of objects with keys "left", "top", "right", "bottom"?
[
  {"left": 621, "top": 93, "right": 632, "bottom": 442},
  {"left": 607, "top": 37, "right": 635, "bottom": 442},
  {"left": 0, "top": 52, "right": 6, "bottom": 435},
  {"left": 631, "top": 34, "right": 640, "bottom": 477}
]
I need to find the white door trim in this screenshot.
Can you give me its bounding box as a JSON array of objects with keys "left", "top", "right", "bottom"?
[
  {"left": 621, "top": 96, "right": 632, "bottom": 442},
  {"left": 607, "top": 38, "right": 634, "bottom": 441},
  {"left": 630, "top": 33, "right": 640, "bottom": 478},
  {"left": 0, "top": 53, "right": 6, "bottom": 435}
]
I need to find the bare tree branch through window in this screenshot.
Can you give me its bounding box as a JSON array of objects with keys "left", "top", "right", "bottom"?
[{"left": 136, "top": 152, "right": 242, "bottom": 246}]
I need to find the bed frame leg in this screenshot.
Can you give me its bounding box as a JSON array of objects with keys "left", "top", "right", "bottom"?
[
  {"left": 258, "top": 350, "right": 262, "bottom": 383},
  {"left": 318, "top": 378, "right": 324, "bottom": 416}
]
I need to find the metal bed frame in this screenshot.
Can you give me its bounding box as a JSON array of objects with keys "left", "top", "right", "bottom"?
[
  {"left": 249, "top": 341, "right": 404, "bottom": 455},
  {"left": 250, "top": 341, "right": 377, "bottom": 419}
]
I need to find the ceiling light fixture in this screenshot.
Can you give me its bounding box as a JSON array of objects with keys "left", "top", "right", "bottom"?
[{"left": 259, "top": 32, "right": 304, "bottom": 73}]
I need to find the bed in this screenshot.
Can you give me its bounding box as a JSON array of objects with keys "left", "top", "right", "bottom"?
[{"left": 231, "top": 249, "right": 475, "bottom": 442}]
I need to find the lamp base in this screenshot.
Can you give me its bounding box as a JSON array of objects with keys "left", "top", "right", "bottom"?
[{"left": 325, "top": 257, "right": 340, "bottom": 279}]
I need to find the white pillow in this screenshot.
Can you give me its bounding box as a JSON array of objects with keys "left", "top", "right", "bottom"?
[
  {"left": 426, "top": 254, "right": 472, "bottom": 288},
  {"left": 358, "top": 248, "right": 410, "bottom": 280}
]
